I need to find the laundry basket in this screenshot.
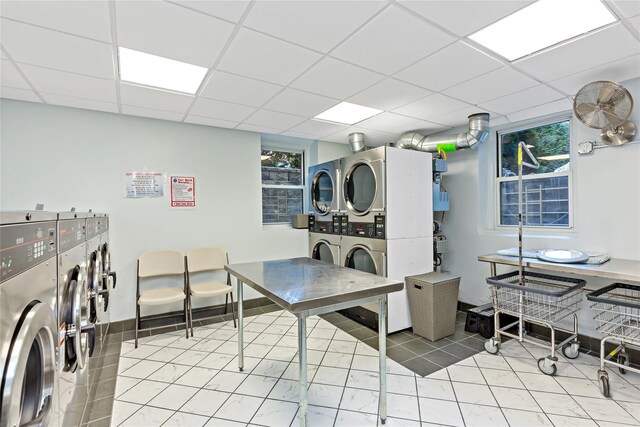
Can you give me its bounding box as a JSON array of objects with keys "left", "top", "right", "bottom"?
[{"left": 406, "top": 272, "right": 460, "bottom": 341}]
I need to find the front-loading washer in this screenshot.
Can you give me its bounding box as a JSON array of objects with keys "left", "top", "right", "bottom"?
[
  {"left": 308, "top": 159, "right": 342, "bottom": 234},
  {"left": 341, "top": 146, "right": 386, "bottom": 227},
  {"left": 97, "top": 213, "right": 115, "bottom": 340},
  {"left": 309, "top": 232, "right": 341, "bottom": 265},
  {"left": 1, "top": 211, "right": 59, "bottom": 427},
  {"left": 85, "top": 214, "right": 106, "bottom": 351},
  {"left": 57, "top": 212, "right": 94, "bottom": 427}
]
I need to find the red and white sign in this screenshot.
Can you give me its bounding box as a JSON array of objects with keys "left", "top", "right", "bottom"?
[{"left": 170, "top": 176, "right": 196, "bottom": 208}]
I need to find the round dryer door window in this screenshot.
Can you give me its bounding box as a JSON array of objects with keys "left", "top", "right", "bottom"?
[
  {"left": 345, "top": 163, "right": 376, "bottom": 214},
  {"left": 312, "top": 242, "right": 334, "bottom": 264},
  {"left": 346, "top": 247, "right": 377, "bottom": 275},
  {"left": 311, "top": 171, "right": 334, "bottom": 214}
]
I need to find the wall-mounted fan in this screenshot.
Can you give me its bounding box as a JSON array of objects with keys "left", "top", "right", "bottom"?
[{"left": 573, "top": 80, "right": 636, "bottom": 146}]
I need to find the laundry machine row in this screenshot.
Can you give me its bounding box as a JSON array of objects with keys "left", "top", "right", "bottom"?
[{"left": 0, "top": 210, "right": 116, "bottom": 426}]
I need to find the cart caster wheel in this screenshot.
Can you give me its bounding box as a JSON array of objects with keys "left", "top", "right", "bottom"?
[
  {"left": 562, "top": 341, "right": 580, "bottom": 360},
  {"left": 598, "top": 370, "right": 610, "bottom": 397},
  {"left": 537, "top": 357, "right": 557, "bottom": 376},
  {"left": 617, "top": 352, "right": 630, "bottom": 374},
  {"left": 485, "top": 338, "right": 500, "bottom": 355}
]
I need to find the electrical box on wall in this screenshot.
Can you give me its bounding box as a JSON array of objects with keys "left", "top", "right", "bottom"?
[{"left": 433, "top": 178, "right": 449, "bottom": 211}]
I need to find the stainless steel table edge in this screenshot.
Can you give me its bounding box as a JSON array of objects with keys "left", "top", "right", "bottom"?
[{"left": 229, "top": 277, "right": 393, "bottom": 427}]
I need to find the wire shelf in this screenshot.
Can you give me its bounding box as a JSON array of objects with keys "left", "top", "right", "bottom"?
[
  {"left": 487, "top": 271, "right": 585, "bottom": 324},
  {"left": 587, "top": 283, "right": 640, "bottom": 342}
]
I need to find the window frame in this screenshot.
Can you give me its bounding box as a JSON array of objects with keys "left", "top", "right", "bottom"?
[
  {"left": 260, "top": 145, "right": 306, "bottom": 226},
  {"left": 495, "top": 115, "right": 574, "bottom": 230}
]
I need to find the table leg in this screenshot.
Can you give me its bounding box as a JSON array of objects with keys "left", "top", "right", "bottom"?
[
  {"left": 490, "top": 262, "right": 496, "bottom": 277},
  {"left": 237, "top": 279, "right": 244, "bottom": 372},
  {"left": 298, "top": 315, "right": 307, "bottom": 427},
  {"left": 379, "top": 296, "right": 387, "bottom": 424}
]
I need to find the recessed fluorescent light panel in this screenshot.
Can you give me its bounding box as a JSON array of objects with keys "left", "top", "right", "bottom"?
[
  {"left": 469, "top": 0, "right": 617, "bottom": 61},
  {"left": 118, "top": 47, "right": 208, "bottom": 94},
  {"left": 314, "top": 102, "right": 382, "bottom": 125}
]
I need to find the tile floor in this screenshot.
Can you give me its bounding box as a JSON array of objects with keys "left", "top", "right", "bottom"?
[{"left": 105, "top": 309, "right": 640, "bottom": 426}]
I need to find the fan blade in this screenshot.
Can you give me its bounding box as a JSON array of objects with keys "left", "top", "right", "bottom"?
[
  {"left": 602, "top": 109, "right": 624, "bottom": 127},
  {"left": 597, "top": 83, "right": 623, "bottom": 104},
  {"left": 575, "top": 102, "right": 598, "bottom": 116}
]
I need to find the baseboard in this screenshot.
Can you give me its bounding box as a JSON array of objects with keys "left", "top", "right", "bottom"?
[{"left": 109, "top": 297, "right": 275, "bottom": 333}]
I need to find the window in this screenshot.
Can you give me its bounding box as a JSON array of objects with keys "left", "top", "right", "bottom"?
[
  {"left": 261, "top": 149, "right": 304, "bottom": 224},
  {"left": 497, "top": 119, "right": 571, "bottom": 228}
]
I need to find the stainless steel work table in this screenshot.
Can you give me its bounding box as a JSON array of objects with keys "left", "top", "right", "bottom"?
[
  {"left": 478, "top": 254, "right": 640, "bottom": 283},
  {"left": 225, "top": 257, "right": 404, "bottom": 427}
]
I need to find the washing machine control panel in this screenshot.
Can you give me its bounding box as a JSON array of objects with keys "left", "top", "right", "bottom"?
[
  {"left": 0, "top": 221, "right": 57, "bottom": 283},
  {"left": 346, "top": 215, "right": 385, "bottom": 239},
  {"left": 86, "top": 217, "right": 100, "bottom": 240},
  {"left": 308, "top": 215, "right": 339, "bottom": 234},
  {"left": 58, "top": 218, "right": 86, "bottom": 252}
]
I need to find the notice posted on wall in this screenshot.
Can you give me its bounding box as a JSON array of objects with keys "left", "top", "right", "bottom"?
[
  {"left": 124, "top": 171, "right": 165, "bottom": 198},
  {"left": 170, "top": 176, "right": 196, "bottom": 208}
]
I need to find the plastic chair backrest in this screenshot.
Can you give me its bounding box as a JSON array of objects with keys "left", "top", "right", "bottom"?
[
  {"left": 186, "top": 247, "right": 227, "bottom": 273},
  {"left": 138, "top": 250, "right": 185, "bottom": 278}
]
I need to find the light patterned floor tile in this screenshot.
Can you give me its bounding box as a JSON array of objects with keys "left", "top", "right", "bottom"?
[
  {"left": 110, "top": 401, "right": 141, "bottom": 426},
  {"left": 459, "top": 402, "right": 508, "bottom": 427},
  {"left": 147, "top": 384, "right": 198, "bottom": 411},
  {"left": 116, "top": 379, "right": 168, "bottom": 405},
  {"left": 214, "top": 393, "right": 264, "bottom": 423},
  {"left": 119, "top": 405, "right": 173, "bottom": 427},
  {"left": 235, "top": 374, "right": 278, "bottom": 397},
  {"left": 250, "top": 398, "right": 298, "bottom": 427},
  {"left": 502, "top": 408, "right": 554, "bottom": 427},
  {"left": 418, "top": 397, "right": 464, "bottom": 427},
  {"left": 179, "top": 388, "right": 230, "bottom": 417},
  {"left": 162, "top": 411, "right": 209, "bottom": 427},
  {"left": 452, "top": 382, "right": 498, "bottom": 406}
]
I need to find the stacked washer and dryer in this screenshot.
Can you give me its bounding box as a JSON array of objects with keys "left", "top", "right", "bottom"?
[
  {"left": 309, "top": 146, "right": 433, "bottom": 333},
  {"left": 1, "top": 210, "right": 115, "bottom": 426}
]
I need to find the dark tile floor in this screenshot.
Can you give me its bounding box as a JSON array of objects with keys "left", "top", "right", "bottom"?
[{"left": 81, "top": 306, "right": 483, "bottom": 426}]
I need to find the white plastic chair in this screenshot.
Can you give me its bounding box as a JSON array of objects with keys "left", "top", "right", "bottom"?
[
  {"left": 185, "top": 247, "right": 236, "bottom": 334},
  {"left": 136, "top": 250, "right": 192, "bottom": 347}
]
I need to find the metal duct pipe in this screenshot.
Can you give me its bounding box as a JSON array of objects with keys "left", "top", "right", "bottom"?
[
  {"left": 396, "top": 113, "right": 490, "bottom": 154},
  {"left": 349, "top": 132, "right": 366, "bottom": 153}
]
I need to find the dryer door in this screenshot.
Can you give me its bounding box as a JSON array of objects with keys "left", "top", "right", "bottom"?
[
  {"left": 86, "top": 250, "right": 101, "bottom": 324},
  {"left": 0, "top": 303, "right": 57, "bottom": 427},
  {"left": 344, "top": 245, "right": 385, "bottom": 276},
  {"left": 311, "top": 169, "right": 337, "bottom": 215},
  {"left": 99, "top": 243, "right": 110, "bottom": 310},
  {"left": 311, "top": 241, "right": 339, "bottom": 265},
  {"left": 344, "top": 160, "right": 384, "bottom": 215}
]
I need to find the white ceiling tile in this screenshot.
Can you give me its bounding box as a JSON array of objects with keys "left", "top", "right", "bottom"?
[
  {"left": 610, "top": 0, "right": 640, "bottom": 18},
  {"left": 121, "top": 105, "right": 185, "bottom": 122},
  {"left": 410, "top": 121, "right": 453, "bottom": 135},
  {"left": 399, "top": 0, "right": 535, "bottom": 37},
  {"left": 394, "top": 93, "right": 472, "bottom": 121},
  {"left": 1, "top": 59, "right": 31, "bottom": 90},
  {"left": 279, "top": 130, "right": 318, "bottom": 140},
  {"left": 218, "top": 28, "right": 322, "bottom": 85},
  {"left": 0, "top": 0, "right": 112, "bottom": 42},
  {"left": 288, "top": 120, "right": 347, "bottom": 137},
  {"left": 549, "top": 54, "right": 640, "bottom": 96},
  {"left": 116, "top": 0, "right": 234, "bottom": 67},
  {"left": 429, "top": 106, "right": 495, "bottom": 128},
  {"left": 394, "top": 41, "right": 503, "bottom": 91},
  {"left": 0, "top": 86, "right": 41, "bottom": 102},
  {"left": 514, "top": 24, "right": 640, "bottom": 82},
  {"left": 348, "top": 78, "right": 432, "bottom": 111},
  {"left": 263, "top": 88, "right": 338, "bottom": 117},
  {"left": 290, "top": 57, "right": 384, "bottom": 99},
  {"left": 244, "top": 109, "right": 306, "bottom": 130},
  {"left": 506, "top": 98, "right": 572, "bottom": 123},
  {"left": 41, "top": 92, "right": 117, "bottom": 113},
  {"left": 357, "top": 112, "right": 426, "bottom": 133},
  {"left": 479, "top": 85, "right": 565, "bottom": 115},
  {"left": 200, "top": 71, "right": 282, "bottom": 107},
  {"left": 490, "top": 116, "right": 512, "bottom": 127},
  {"left": 629, "top": 15, "right": 640, "bottom": 33},
  {"left": 1, "top": 50, "right": 7, "bottom": 59},
  {"left": 120, "top": 83, "right": 193, "bottom": 113},
  {"left": 20, "top": 64, "right": 116, "bottom": 103},
  {"left": 184, "top": 114, "right": 238, "bottom": 129},
  {"left": 235, "top": 123, "right": 286, "bottom": 134},
  {"left": 0, "top": 18, "right": 114, "bottom": 79},
  {"left": 190, "top": 97, "right": 256, "bottom": 122},
  {"left": 332, "top": 4, "right": 455, "bottom": 75},
  {"left": 168, "top": 1, "right": 250, "bottom": 22},
  {"left": 244, "top": 1, "right": 386, "bottom": 53},
  {"left": 442, "top": 67, "right": 539, "bottom": 104}
]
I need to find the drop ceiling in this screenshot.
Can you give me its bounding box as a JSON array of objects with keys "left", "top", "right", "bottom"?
[{"left": 1, "top": 0, "right": 639, "bottom": 146}]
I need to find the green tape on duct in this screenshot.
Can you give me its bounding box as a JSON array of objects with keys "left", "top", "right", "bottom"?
[{"left": 437, "top": 143, "right": 457, "bottom": 152}]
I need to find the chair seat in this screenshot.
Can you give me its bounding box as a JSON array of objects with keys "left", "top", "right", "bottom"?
[
  {"left": 139, "top": 287, "right": 185, "bottom": 306},
  {"left": 190, "top": 281, "right": 233, "bottom": 297}
]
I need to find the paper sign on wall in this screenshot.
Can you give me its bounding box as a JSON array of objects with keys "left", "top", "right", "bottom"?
[
  {"left": 124, "top": 171, "right": 165, "bottom": 198},
  {"left": 170, "top": 176, "right": 196, "bottom": 208}
]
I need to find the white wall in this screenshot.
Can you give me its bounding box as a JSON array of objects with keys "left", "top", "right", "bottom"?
[
  {"left": 0, "top": 99, "right": 329, "bottom": 322},
  {"left": 441, "top": 78, "right": 640, "bottom": 336}
]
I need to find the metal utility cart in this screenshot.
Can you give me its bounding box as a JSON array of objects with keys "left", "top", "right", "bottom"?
[
  {"left": 587, "top": 283, "right": 640, "bottom": 397},
  {"left": 484, "top": 141, "right": 586, "bottom": 375}
]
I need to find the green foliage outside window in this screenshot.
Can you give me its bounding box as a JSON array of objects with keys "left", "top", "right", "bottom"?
[{"left": 261, "top": 150, "right": 302, "bottom": 169}]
